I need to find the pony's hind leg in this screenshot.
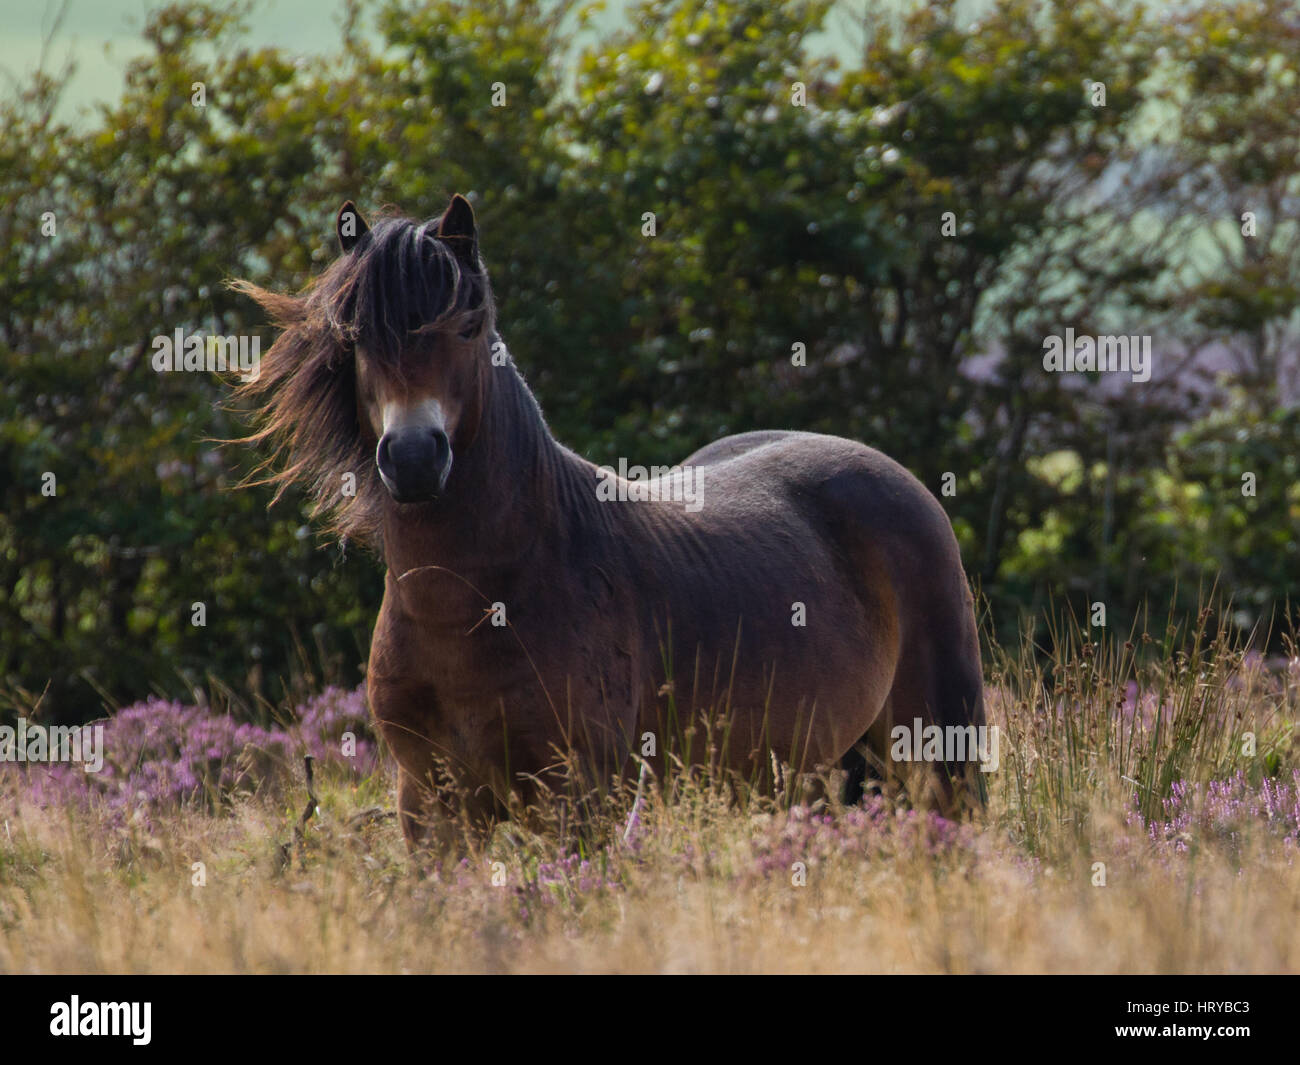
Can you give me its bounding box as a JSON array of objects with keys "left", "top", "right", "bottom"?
[{"left": 858, "top": 616, "right": 986, "bottom": 815}]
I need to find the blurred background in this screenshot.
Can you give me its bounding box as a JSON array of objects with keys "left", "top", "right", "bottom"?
[{"left": 2, "top": 0, "right": 1297, "bottom": 723}]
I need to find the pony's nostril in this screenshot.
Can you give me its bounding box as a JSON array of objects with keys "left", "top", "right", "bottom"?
[
  {"left": 430, "top": 429, "right": 453, "bottom": 491},
  {"left": 376, "top": 434, "right": 395, "bottom": 477},
  {"left": 430, "top": 429, "right": 450, "bottom": 463}
]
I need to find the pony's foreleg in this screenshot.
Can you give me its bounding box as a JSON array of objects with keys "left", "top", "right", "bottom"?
[
  {"left": 396, "top": 766, "right": 442, "bottom": 853},
  {"left": 396, "top": 764, "right": 501, "bottom": 859}
]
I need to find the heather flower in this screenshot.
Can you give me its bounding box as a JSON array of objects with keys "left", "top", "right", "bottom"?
[
  {"left": 1132, "top": 770, "right": 1300, "bottom": 854},
  {"left": 745, "top": 797, "right": 977, "bottom": 878},
  {"left": 4, "top": 684, "right": 377, "bottom": 818}
]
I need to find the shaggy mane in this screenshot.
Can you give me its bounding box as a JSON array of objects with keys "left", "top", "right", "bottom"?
[{"left": 227, "top": 209, "right": 495, "bottom": 548}]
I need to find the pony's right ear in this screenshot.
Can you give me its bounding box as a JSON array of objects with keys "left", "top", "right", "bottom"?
[{"left": 336, "top": 200, "right": 370, "bottom": 253}]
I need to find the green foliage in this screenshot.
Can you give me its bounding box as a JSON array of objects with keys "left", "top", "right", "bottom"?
[
  {"left": 1128, "top": 390, "right": 1300, "bottom": 625},
  {"left": 2, "top": 0, "right": 1297, "bottom": 721}
]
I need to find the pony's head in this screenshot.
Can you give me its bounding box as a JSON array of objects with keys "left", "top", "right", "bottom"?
[{"left": 231, "top": 194, "right": 495, "bottom": 544}]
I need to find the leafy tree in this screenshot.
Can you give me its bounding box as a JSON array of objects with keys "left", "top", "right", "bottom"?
[{"left": 2, "top": 0, "right": 1296, "bottom": 722}]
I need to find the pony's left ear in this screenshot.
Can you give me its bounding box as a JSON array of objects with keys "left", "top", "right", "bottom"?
[
  {"left": 337, "top": 200, "right": 370, "bottom": 253},
  {"left": 437, "top": 194, "right": 478, "bottom": 263}
]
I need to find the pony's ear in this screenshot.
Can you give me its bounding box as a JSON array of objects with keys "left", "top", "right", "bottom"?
[
  {"left": 437, "top": 194, "right": 478, "bottom": 263},
  {"left": 337, "top": 200, "right": 370, "bottom": 253}
]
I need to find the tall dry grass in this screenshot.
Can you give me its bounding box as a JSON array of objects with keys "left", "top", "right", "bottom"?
[{"left": 1, "top": 610, "right": 1297, "bottom": 973}]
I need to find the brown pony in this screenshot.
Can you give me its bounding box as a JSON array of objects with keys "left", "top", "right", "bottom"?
[{"left": 233, "top": 194, "right": 986, "bottom": 851}]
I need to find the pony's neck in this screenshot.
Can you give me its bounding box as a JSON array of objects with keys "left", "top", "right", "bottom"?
[{"left": 380, "top": 336, "right": 598, "bottom": 577}]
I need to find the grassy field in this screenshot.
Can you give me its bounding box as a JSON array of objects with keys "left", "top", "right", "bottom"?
[{"left": 2, "top": 614, "right": 1298, "bottom": 974}]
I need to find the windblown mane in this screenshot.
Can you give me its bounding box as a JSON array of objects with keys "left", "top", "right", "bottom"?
[{"left": 228, "top": 210, "right": 495, "bottom": 547}]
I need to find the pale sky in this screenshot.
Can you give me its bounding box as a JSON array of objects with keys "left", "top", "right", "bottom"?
[
  {"left": 0, "top": 0, "right": 863, "bottom": 123},
  {"left": 0, "top": 0, "right": 373, "bottom": 120},
  {"left": 0, "top": 0, "right": 666, "bottom": 121}
]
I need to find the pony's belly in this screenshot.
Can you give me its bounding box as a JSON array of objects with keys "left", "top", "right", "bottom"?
[{"left": 636, "top": 577, "right": 889, "bottom": 768}]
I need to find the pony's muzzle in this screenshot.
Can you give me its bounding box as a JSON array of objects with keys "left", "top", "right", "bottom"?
[{"left": 377, "top": 426, "right": 452, "bottom": 502}]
